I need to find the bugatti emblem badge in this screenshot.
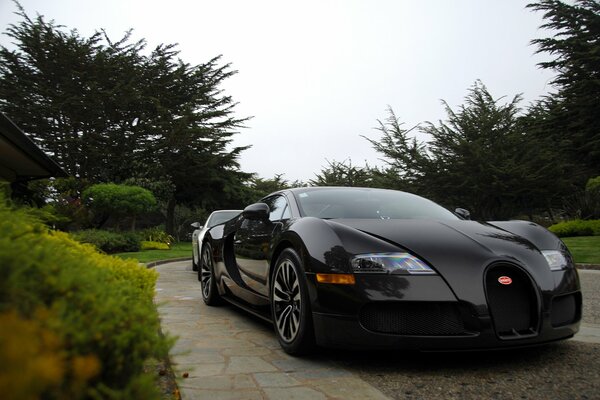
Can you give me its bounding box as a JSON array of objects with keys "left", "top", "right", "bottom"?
[{"left": 498, "top": 276, "right": 512, "bottom": 285}]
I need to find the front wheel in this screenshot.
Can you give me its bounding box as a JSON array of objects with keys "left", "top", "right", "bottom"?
[
  {"left": 199, "top": 243, "right": 222, "bottom": 306},
  {"left": 270, "top": 248, "right": 315, "bottom": 355}
]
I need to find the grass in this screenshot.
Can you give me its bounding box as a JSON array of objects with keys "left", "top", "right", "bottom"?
[
  {"left": 115, "top": 242, "right": 192, "bottom": 263},
  {"left": 112, "top": 236, "right": 600, "bottom": 265},
  {"left": 562, "top": 236, "right": 600, "bottom": 264}
]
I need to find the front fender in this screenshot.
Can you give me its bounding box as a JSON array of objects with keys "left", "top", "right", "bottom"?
[
  {"left": 281, "top": 217, "right": 401, "bottom": 274},
  {"left": 487, "top": 220, "right": 567, "bottom": 252}
]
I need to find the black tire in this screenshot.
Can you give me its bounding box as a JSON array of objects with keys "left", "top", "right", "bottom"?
[
  {"left": 270, "top": 248, "right": 315, "bottom": 355},
  {"left": 199, "top": 243, "right": 223, "bottom": 306}
]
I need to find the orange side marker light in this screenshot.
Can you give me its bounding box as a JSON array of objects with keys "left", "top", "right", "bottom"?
[{"left": 316, "top": 273, "right": 355, "bottom": 285}]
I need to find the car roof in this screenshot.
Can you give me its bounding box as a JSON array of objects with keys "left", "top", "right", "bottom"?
[{"left": 278, "top": 186, "right": 407, "bottom": 195}]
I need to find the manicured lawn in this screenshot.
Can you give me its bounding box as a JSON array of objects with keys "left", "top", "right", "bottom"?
[
  {"left": 562, "top": 236, "right": 600, "bottom": 264},
  {"left": 113, "top": 237, "right": 600, "bottom": 265},
  {"left": 115, "top": 242, "right": 192, "bottom": 263}
]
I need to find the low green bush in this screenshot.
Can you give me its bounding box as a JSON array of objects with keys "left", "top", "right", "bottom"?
[
  {"left": 72, "top": 229, "right": 141, "bottom": 253},
  {"left": 0, "top": 194, "right": 171, "bottom": 399},
  {"left": 548, "top": 219, "right": 600, "bottom": 237},
  {"left": 586, "top": 176, "right": 600, "bottom": 193},
  {"left": 140, "top": 241, "right": 170, "bottom": 250}
]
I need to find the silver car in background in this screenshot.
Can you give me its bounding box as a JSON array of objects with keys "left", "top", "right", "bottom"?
[{"left": 191, "top": 210, "right": 241, "bottom": 271}]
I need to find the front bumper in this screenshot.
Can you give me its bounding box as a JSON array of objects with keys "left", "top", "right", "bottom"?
[
  {"left": 312, "top": 310, "right": 580, "bottom": 350},
  {"left": 307, "top": 272, "right": 581, "bottom": 350}
]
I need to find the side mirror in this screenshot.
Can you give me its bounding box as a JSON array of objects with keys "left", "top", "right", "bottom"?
[
  {"left": 455, "top": 208, "right": 471, "bottom": 220},
  {"left": 242, "top": 202, "right": 270, "bottom": 220},
  {"left": 191, "top": 222, "right": 202, "bottom": 229}
]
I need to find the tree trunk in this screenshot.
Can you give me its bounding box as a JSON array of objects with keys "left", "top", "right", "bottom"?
[
  {"left": 131, "top": 215, "right": 136, "bottom": 231},
  {"left": 166, "top": 198, "right": 176, "bottom": 236},
  {"left": 546, "top": 202, "right": 556, "bottom": 224}
]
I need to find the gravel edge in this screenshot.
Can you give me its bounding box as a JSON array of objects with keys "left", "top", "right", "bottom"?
[{"left": 577, "top": 263, "right": 600, "bottom": 270}]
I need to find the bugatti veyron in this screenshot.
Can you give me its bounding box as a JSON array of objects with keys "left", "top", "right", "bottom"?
[{"left": 198, "top": 187, "right": 581, "bottom": 355}]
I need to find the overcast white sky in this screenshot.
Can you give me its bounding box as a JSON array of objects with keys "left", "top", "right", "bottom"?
[{"left": 0, "top": 0, "right": 556, "bottom": 182}]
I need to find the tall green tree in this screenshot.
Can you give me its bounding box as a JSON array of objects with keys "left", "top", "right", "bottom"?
[
  {"left": 131, "top": 45, "right": 250, "bottom": 233},
  {"left": 528, "top": 0, "right": 600, "bottom": 178},
  {"left": 0, "top": 7, "right": 250, "bottom": 234},
  {"left": 420, "top": 82, "right": 565, "bottom": 219},
  {"left": 0, "top": 9, "right": 146, "bottom": 181},
  {"left": 248, "top": 174, "right": 292, "bottom": 198},
  {"left": 367, "top": 82, "right": 566, "bottom": 219},
  {"left": 362, "top": 107, "right": 428, "bottom": 192},
  {"left": 311, "top": 159, "right": 375, "bottom": 187}
]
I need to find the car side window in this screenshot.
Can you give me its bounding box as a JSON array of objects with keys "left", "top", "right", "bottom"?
[{"left": 265, "top": 196, "right": 289, "bottom": 222}]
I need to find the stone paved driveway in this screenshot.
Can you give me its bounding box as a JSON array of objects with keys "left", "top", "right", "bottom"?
[
  {"left": 154, "top": 262, "right": 600, "bottom": 400},
  {"left": 154, "top": 261, "right": 390, "bottom": 400}
]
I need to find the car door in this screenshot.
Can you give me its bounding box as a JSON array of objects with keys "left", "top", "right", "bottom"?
[{"left": 234, "top": 195, "right": 290, "bottom": 296}]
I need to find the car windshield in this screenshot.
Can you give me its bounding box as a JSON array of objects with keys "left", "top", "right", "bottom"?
[
  {"left": 207, "top": 211, "right": 240, "bottom": 228},
  {"left": 294, "top": 188, "right": 458, "bottom": 220}
]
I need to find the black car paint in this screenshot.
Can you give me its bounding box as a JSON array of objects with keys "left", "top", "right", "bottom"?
[{"left": 202, "top": 188, "right": 581, "bottom": 350}]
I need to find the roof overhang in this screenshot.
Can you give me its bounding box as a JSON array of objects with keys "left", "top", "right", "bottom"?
[{"left": 0, "top": 113, "right": 68, "bottom": 182}]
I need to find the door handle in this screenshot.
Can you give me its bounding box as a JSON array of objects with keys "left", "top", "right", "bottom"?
[{"left": 234, "top": 240, "right": 242, "bottom": 245}]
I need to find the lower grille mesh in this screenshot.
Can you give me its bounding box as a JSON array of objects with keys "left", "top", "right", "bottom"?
[
  {"left": 551, "top": 293, "right": 578, "bottom": 327},
  {"left": 359, "top": 302, "right": 465, "bottom": 335}
]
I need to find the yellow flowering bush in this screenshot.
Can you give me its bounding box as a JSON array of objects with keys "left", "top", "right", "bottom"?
[
  {"left": 140, "top": 241, "right": 171, "bottom": 250},
  {"left": 0, "top": 194, "right": 171, "bottom": 399}
]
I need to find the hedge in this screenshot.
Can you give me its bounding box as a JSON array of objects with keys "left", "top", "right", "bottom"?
[
  {"left": 548, "top": 219, "right": 600, "bottom": 237},
  {"left": 0, "top": 194, "right": 171, "bottom": 399},
  {"left": 72, "top": 229, "right": 141, "bottom": 253}
]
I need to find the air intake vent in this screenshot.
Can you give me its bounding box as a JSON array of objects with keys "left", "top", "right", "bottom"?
[
  {"left": 359, "top": 302, "right": 465, "bottom": 336},
  {"left": 485, "top": 264, "right": 538, "bottom": 338},
  {"left": 551, "top": 293, "right": 579, "bottom": 327}
]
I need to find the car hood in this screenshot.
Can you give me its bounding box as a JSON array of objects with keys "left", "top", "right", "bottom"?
[
  {"left": 327, "top": 218, "right": 560, "bottom": 309},
  {"left": 332, "top": 219, "right": 548, "bottom": 260}
]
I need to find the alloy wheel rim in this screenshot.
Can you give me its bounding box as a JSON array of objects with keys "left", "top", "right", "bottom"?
[
  {"left": 273, "top": 259, "right": 301, "bottom": 343},
  {"left": 200, "top": 247, "right": 212, "bottom": 299}
]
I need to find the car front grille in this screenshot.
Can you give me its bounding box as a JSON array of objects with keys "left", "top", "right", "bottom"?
[
  {"left": 485, "top": 263, "right": 538, "bottom": 338},
  {"left": 359, "top": 301, "right": 466, "bottom": 336}
]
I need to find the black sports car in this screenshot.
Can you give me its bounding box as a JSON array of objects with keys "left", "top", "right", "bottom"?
[{"left": 198, "top": 187, "right": 581, "bottom": 355}]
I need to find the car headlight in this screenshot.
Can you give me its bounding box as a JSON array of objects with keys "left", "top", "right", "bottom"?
[
  {"left": 542, "top": 250, "right": 568, "bottom": 271},
  {"left": 351, "top": 253, "right": 436, "bottom": 275}
]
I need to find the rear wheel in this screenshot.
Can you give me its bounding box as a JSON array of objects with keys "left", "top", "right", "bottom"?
[
  {"left": 270, "top": 248, "right": 315, "bottom": 355},
  {"left": 200, "top": 243, "right": 222, "bottom": 305}
]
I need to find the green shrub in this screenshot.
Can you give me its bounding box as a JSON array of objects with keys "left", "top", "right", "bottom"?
[
  {"left": 0, "top": 194, "right": 171, "bottom": 399},
  {"left": 548, "top": 219, "right": 600, "bottom": 237},
  {"left": 140, "top": 241, "right": 170, "bottom": 250},
  {"left": 586, "top": 176, "right": 600, "bottom": 193},
  {"left": 139, "top": 226, "right": 174, "bottom": 246},
  {"left": 82, "top": 183, "right": 156, "bottom": 230},
  {"left": 72, "top": 229, "right": 141, "bottom": 253}
]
